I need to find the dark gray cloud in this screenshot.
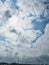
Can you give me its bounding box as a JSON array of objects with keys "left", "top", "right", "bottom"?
[{"left": 20, "top": 55, "right": 49, "bottom": 64}]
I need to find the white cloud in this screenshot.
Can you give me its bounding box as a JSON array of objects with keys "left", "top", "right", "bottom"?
[
  {"left": 0, "top": 0, "right": 49, "bottom": 63},
  {"left": 16, "top": 0, "right": 45, "bottom": 18},
  {"left": 16, "top": 24, "right": 49, "bottom": 60}
]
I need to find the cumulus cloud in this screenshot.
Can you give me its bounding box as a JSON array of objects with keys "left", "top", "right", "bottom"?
[{"left": 0, "top": 0, "right": 49, "bottom": 63}]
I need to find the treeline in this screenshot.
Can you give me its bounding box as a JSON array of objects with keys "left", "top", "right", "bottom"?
[
  {"left": 0, "top": 62, "right": 20, "bottom": 65},
  {"left": 0, "top": 62, "right": 48, "bottom": 65}
]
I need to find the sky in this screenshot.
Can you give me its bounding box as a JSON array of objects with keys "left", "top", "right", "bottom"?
[{"left": 0, "top": 0, "right": 49, "bottom": 64}]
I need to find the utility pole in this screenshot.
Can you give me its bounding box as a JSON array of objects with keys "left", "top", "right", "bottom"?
[{"left": 18, "top": 56, "right": 19, "bottom": 64}]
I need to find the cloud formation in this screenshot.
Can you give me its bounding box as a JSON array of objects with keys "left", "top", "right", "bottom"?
[{"left": 0, "top": 0, "right": 49, "bottom": 63}]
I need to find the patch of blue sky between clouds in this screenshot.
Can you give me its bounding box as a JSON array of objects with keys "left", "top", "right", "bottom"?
[
  {"left": 32, "top": 19, "right": 49, "bottom": 34},
  {"left": 0, "top": 34, "right": 6, "bottom": 41},
  {"left": 10, "top": 0, "right": 19, "bottom": 10},
  {"left": 0, "top": 0, "right": 6, "bottom": 3}
]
